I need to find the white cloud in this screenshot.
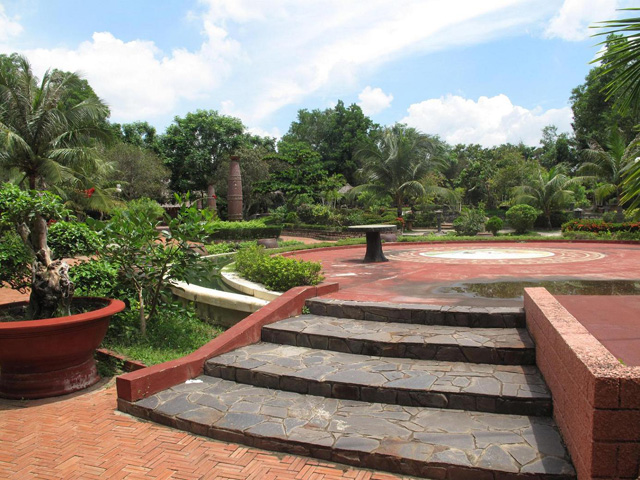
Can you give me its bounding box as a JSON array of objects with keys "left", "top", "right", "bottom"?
[
  {"left": 545, "top": 0, "right": 618, "bottom": 41},
  {"left": 401, "top": 94, "right": 572, "bottom": 147},
  {"left": 0, "top": 1, "right": 571, "bottom": 128},
  {"left": 22, "top": 28, "right": 240, "bottom": 121},
  {"left": 0, "top": 4, "right": 22, "bottom": 41},
  {"left": 195, "top": 0, "right": 552, "bottom": 123},
  {"left": 357, "top": 86, "right": 393, "bottom": 115}
]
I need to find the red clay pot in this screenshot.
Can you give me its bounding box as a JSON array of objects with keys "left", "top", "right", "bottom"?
[{"left": 0, "top": 297, "right": 125, "bottom": 399}]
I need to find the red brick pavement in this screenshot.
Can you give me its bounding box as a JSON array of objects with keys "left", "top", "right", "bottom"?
[{"left": 0, "top": 380, "right": 411, "bottom": 480}]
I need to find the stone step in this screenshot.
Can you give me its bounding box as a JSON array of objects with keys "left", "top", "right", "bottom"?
[
  {"left": 262, "top": 315, "right": 535, "bottom": 365},
  {"left": 204, "top": 343, "right": 552, "bottom": 416},
  {"left": 126, "top": 377, "right": 575, "bottom": 480},
  {"left": 306, "top": 298, "right": 525, "bottom": 328}
]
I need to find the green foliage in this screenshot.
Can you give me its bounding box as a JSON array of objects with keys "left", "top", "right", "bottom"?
[
  {"left": 0, "top": 54, "right": 113, "bottom": 212},
  {"left": 453, "top": 206, "right": 486, "bottom": 236},
  {"left": 355, "top": 124, "right": 451, "bottom": 217},
  {"left": 257, "top": 141, "right": 328, "bottom": 208},
  {"left": 235, "top": 246, "right": 323, "bottom": 292},
  {"left": 570, "top": 34, "right": 640, "bottom": 149},
  {"left": 282, "top": 100, "right": 378, "bottom": 184},
  {"left": 0, "top": 231, "right": 31, "bottom": 291},
  {"left": 0, "top": 183, "right": 69, "bottom": 228},
  {"left": 102, "top": 302, "right": 223, "bottom": 365},
  {"left": 561, "top": 230, "right": 601, "bottom": 240},
  {"left": 88, "top": 196, "right": 217, "bottom": 335},
  {"left": 562, "top": 218, "right": 640, "bottom": 234},
  {"left": 70, "top": 259, "right": 120, "bottom": 298},
  {"left": 161, "top": 110, "right": 272, "bottom": 193},
  {"left": 485, "top": 216, "right": 504, "bottom": 235},
  {"left": 295, "top": 204, "right": 336, "bottom": 225},
  {"left": 506, "top": 204, "right": 540, "bottom": 234},
  {"left": 48, "top": 221, "right": 101, "bottom": 258},
  {"left": 125, "top": 197, "right": 165, "bottom": 220},
  {"left": 207, "top": 219, "right": 282, "bottom": 241},
  {"left": 105, "top": 143, "right": 169, "bottom": 201}
]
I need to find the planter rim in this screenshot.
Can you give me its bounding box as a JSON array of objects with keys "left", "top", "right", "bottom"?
[{"left": 0, "top": 297, "right": 126, "bottom": 331}]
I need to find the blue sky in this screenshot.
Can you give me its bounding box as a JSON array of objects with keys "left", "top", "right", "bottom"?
[{"left": 0, "top": 0, "right": 631, "bottom": 147}]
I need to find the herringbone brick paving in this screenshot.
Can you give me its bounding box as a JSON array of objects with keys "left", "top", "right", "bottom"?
[{"left": 0, "top": 380, "right": 412, "bottom": 480}]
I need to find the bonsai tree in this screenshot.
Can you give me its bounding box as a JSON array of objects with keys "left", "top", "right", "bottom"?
[{"left": 0, "top": 183, "right": 72, "bottom": 318}]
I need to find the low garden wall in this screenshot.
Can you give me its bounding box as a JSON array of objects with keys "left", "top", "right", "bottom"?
[{"left": 524, "top": 288, "right": 640, "bottom": 479}]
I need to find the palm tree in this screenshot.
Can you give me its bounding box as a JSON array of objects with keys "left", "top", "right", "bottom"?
[
  {"left": 354, "top": 124, "right": 452, "bottom": 217},
  {"left": 576, "top": 127, "right": 638, "bottom": 220},
  {"left": 513, "top": 166, "right": 575, "bottom": 229},
  {"left": 0, "top": 55, "right": 111, "bottom": 316},
  {"left": 593, "top": 8, "right": 640, "bottom": 114},
  {"left": 0, "top": 55, "right": 111, "bottom": 192}
]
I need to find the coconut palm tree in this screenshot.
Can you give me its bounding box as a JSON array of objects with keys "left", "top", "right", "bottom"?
[
  {"left": 513, "top": 166, "right": 575, "bottom": 229},
  {"left": 354, "top": 124, "right": 452, "bottom": 217},
  {"left": 593, "top": 8, "right": 640, "bottom": 114},
  {"left": 0, "top": 55, "right": 111, "bottom": 316},
  {"left": 0, "top": 55, "right": 111, "bottom": 193},
  {"left": 577, "top": 127, "right": 639, "bottom": 220}
]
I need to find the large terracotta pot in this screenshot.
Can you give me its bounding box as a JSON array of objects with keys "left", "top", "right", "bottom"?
[{"left": 0, "top": 297, "right": 125, "bottom": 399}]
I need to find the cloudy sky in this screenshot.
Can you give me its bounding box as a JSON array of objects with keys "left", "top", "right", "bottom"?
[{"left": 0, "top": 0, "right": 631, "bottom": 147}]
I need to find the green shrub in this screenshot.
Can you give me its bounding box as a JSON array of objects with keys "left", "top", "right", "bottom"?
[
  {"left": 506, "top": 204, "right": 539, "bottom": 234},
  {"left": 614, "top": 231, "right": 640, "bottom": 241},
  {"left": 296, "top": 203, "right": 336, "bottom": 225},
  {"left": 70, "top": 259, "right": 120, "bottom": 298},
  {"left": 534, "top": 210, "right": 571, "bottom": 229},
  {"left": 485, "top": 216, "right": 503, "bottom": 236},
  {"left": 235, "top": 245, "right": 323, "bottom": 291},
  {"left": 453, "top": 207, "right": 485, "bottom": 236},
  {"left": 124, "top": 197, "right": 165, "bottom": 220},
  {"left": 561, "top": 219, "right": 640, "bottom": 234},
  {"left": 602, "top": 211, "right": 617, "bottom": 223},
  {"left": 561, "top": 230, "right": 601, "bottom": 240},
  {"left": 0, "top": 230, "right": 31, "bottom": 291},
  {"left": 48, "top": 220, "right": 101, "bottom": 258},
  {"left": 207, "top": 219, "right": 282, "bottom": 241}
]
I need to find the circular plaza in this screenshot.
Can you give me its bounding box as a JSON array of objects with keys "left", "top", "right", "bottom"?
[{"left": 288, "top": 241, "right": 640, "bottom": 307}]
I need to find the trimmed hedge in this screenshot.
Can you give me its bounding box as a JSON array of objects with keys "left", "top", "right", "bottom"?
[
  {"left": 234, "top": 245, "right": 323, "bottom": 292},
  {"left": 207, "top": 220, "right": 282, "bottom": 241},
  {"left": 562, "top": 219, "right": 640, "bottom": 234}
]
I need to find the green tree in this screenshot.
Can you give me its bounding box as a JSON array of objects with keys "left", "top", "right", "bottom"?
[
  {"left": 282, "top": 100, "right": 378, "bottom": 184},
  {"left": 161, "top": 110, "right": 273, "bottom": 195},
  {"left": 577, "top": 127, "right": 637, "bottom": 219},
  {"left": 570, "top": 34, "right": 640, "bottom": 149},
  {"left": 355, "top": 124, "right": 450, "bottom": 217},
  {"left": 111, "top": 121, "right": 159, "bottom": 151},
  {"left": 592, "top": 9, "right": 640, "bottom": 114},
  {"left": 513, "top": 166, "right": 574, "bottom": 229},
  {"left": 214, "top": 145, "right": 272, "bottom": 217},
  {"left": 538, "top": 125, "right": 577, "bottom": 168},
  {"left": 105, "top": 143, "right": 169, "bottom": 201},
  {"left": 0, "top": 55, "right": 111, "bottom": 316},
  {"left": 257, "top": 141, "right": 328, "bottom": 209}
]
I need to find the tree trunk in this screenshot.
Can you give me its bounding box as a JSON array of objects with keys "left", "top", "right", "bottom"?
[
  {"left": 206, "top": 183, "right": 217, "bottom": 211},
  {"left": 28, "top": 215, "right": 73, "bottom": 319}
]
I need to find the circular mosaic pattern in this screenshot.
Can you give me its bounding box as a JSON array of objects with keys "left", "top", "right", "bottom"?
[{"left": 386, "top": 246, "right": 606, "bottom": 264}]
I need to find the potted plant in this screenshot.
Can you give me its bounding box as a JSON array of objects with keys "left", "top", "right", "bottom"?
[{"left": 0, "top": 184, "right": 125, "bottom": 399}]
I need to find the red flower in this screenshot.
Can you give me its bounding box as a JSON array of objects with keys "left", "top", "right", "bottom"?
[
  {"left": 212, "top": 194, "right": 217, "bottom": 199},
  {"left": 85, "top": 187, "right": 95, "bottom": 198}
]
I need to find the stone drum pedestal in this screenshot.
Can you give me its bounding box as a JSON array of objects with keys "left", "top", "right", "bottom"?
[{"left": 228, "top": 156, "right": 243, "bottom": 221}]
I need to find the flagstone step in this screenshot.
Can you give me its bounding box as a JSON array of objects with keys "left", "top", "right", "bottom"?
[
  {"left": 262, "top": 315, "right": 535, "bottom": 365},
  {"left": 125, "top": 376, "right": 575, "bottom": 480},
  {"left": 204, "top": 343, "right": 551, "bottom": 416},
  {"left": 306, "top": 298, "right": 525, "bottom": 328}
]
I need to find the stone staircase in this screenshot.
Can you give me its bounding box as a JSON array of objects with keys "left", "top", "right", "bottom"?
[{"left": 126, "top": 298, "right": 576, "bottom": 479}]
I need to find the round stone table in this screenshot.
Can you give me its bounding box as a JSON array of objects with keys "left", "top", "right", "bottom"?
[{"left": 348, "top": 224, "right": 397, "bottom": 263}]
